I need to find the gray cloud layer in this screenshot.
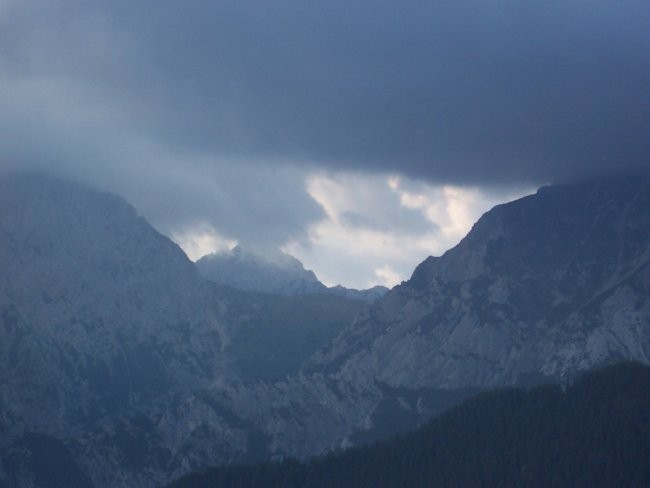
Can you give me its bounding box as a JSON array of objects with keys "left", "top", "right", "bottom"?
[{"left": 5, "top": 0, "right": 649, "bottom": 182}]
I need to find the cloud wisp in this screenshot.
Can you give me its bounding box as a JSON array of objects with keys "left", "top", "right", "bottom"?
[{"left": 3, "top": 0, "right": 649, "bottom": 184}]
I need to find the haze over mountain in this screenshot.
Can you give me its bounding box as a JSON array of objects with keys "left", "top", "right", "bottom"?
[
  {"left": 196, "top": 246, "right": 388, "bottom": 301},
  {"left": 197, "top": 245, "right": 326, "bottom": 295}
]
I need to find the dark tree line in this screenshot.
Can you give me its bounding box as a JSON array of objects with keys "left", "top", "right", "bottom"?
[{"left": 170, "top": 362, "right": 650, "bottom": 488}]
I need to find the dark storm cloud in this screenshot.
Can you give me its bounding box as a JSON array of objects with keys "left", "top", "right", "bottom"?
[
  {"left": 0, "top": 0, "right": 648, "bottom": 251},
  {"left": 0, "top": 57, "right": 324, "bottom": 246},
  {"left": 4, "top": 0, "right": 647, "bottom": 184}
]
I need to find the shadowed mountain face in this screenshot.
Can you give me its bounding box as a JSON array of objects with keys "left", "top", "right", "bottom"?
[
  {"left": 306, "top": 177, "right": 650, "bottom": 389},
  {"left": 0, "top": 174, "right": 363, "bottom": 487},
  {"left": 0, "top": 175, "right": 225, "bottom": 417},
  {"left": 0, "top": 174, "right": 252, "bottom": 486}
]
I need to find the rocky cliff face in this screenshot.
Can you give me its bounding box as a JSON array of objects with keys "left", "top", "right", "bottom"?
[
  {"left": 306, "top": 178, "right": 650, "bottom": 390},
  {"left": 213, "top": 177, "right": 650, "bottom": 461},
  {"left": 0, "top": 175, "right": 257, "bottom": 487},
  {"left": 0, "top": 174, "right": 373, "bottom": 487}
]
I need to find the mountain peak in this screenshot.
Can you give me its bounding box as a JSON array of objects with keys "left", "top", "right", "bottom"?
[
  {"left": 196, "top": 245, "right": 325, "bottom": 295},
  {"left": 310, "top": 176, "right": 650, "bottom": 388},
  {"left": 230, "top": 244, "right": 310, "bottom": 272},
  {"left": 196, "top": 245, "right": 388, "bottom": 301}
]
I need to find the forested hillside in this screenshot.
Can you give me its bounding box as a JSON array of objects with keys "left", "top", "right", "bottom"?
[{"left": 171, "top": 362, "right": 650, "bottom": 488}]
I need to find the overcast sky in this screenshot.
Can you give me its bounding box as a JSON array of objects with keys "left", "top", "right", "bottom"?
[{"left": 1, "top": 0, "right": 649, "bottom": 287}]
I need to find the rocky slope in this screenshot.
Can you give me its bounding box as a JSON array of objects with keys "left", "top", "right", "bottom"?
[
  {"left": 0, "top": 175, "right": 364, "bottom": 487},
  {"left": 0, "top": 174, "right": 259, "bottom": 486},
  {"left": 197, "top": 246, "right": 388, "bottom": 302},
  {"left": 172, "top": 362, "right": 650, "bottom": 488},
  {"left": 307, "top": 177, "right": 650, "bottom": 389},
  {"left": 211, "top": 176, "right": 650, "bottom": 462}
]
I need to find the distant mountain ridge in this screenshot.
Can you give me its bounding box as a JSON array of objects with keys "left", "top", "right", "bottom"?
[
  {"left": 196, "top": 245, "right": 327, "bottom": 295},
  {"left": 196, "top": 246, "right": 388, "bottom": 302}
]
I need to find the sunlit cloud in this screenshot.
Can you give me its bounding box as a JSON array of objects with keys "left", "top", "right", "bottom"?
[
  {"left": 285, "top": 171, "right": 532, "bottom": 289},
  {"left": 388, "top": 176, "right": 531, "bottom": 249}
]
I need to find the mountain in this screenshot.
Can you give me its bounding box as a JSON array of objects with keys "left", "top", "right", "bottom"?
[
  {"left": 211, "top": 176, "right": 650, "bottom": 461},
  {"left": 196, "top": 245, "right": 327, "bottom": 295},
  {"left": 327, "top": 285, "right": 389, "bottom": 302},
  {"left": 307, "top": 177, "right": 650, "bottom": 388},
  {"left": 215, "top": 289, "right": 365, "bottom": 382},
  {"left": 3, "top": 173, "right": 650, "bottom": 486},
  {"left": 0, "top": 174, "right": 362, "bottom": 487},
  {"left": 171, "top": 362, "right": 650, "bottom": 488},
  {"left": 196, "top": 246, "right": 388, "bottom": 302},
  {"left": 0, "top": 174, "right": 256, "bottom": 486}
]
